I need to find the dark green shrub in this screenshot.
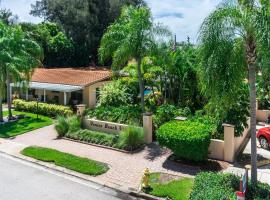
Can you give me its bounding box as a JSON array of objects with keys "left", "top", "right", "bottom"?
[
  {"left": 85, "top": 105, "right": 142, "bottom": 125},
  {"left": 190, "top": 172, "right": 270, "bottom": 200},
  {"left": 246, "top": 181, "right": 270, "bottom": 200},
  {"left": 117, "top": 126, "right": 144, "bottom": 151},
  {"left": 189, "top": 172, "right": 238, "bottom": 200},
  {"left": 153, "top": 104, "right": 191, "bottom": 129},
  {"left": 55, "top": 115, "right": 81, "bottom": 138},
  {"left": 156, "top": 120, "right": 212, "bottom": 161},
  {"left": 66, "top": 129, "right": 116, "bottom": 147},
  {"left": 13, "top": 99, "right": 73, "bottom": 117}
]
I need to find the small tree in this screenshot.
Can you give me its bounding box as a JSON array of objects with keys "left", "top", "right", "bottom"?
[
  {"left": 198, "top": 0, "right": 270, "bottom": 184},
  {"left": 0, "top": 21, "right": 42, "bottom": 120},
  {"left": 99, "top": 5, "right": 170, "bottom": 112}
]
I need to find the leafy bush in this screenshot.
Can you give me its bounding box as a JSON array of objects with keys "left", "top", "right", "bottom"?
[
  {"left": 157, "top": 120, "right": 212, "bottom": 161},
  {"left": 66, "top": 129, "right": 116, "bottom": 147},
  {"left": 55, "top": 115, "right": 81, "bottom": 138},
  {"left": 118, "top": 77, "right": 139, "bottom": 103},
  {"left": 85, "top": 105, "right": 142, "bottom": 125},
  {"left": 153, "top": 104, "right": 191, "bottom": 129},
  {"left": 55, "top": 116, "right": 69, "bottom": 137},
  {"left": 190, "top": 172, "right": 270, "bottom": 200},
  {"left": 97, "top": 81, "right": 132, "bottom": 107},
  {"left": 189, "top": 172, "right": 238, "bottom": 200},
  {"left": 13, "top": 99, "right": 73, "bottom": 117},
  {"left": 117, "top": 126, "right": 144, "bottom": 151}
]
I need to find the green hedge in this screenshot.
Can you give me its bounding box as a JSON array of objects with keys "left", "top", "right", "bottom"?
[
  {"left": 66, "top": 129, "right": 117, "bottom": 147},
  {"left": 85, "top": 105, "right": 142, "bottom": 125},
  {"left": 189, "top": 172, "right": 238, "bottom": 200},
  {"left": 156, "top": 120, "right": 212, "bottom": 161},
  {"left": 190, "top": 172, "right": 270, "bottom": 200},
  {"left": 13, "top": 99, "right": 73, "bottom": 117}
]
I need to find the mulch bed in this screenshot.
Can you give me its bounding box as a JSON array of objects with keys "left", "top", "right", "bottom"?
[
  {"left": 236, "top": 153, "right": 270, "bottom": 167},
  {"left": 169, "top": 155, "right": 230, "bottom": 172}
]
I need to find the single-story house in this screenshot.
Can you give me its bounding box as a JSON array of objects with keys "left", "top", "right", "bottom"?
[{"left": 11, "top": 67, "right": 111, "bottom": 108}]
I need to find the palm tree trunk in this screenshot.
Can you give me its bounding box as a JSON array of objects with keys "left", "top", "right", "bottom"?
[
  {"left": 137, "top": 57, "right": 145, "bottom": 113},
  {"left": 6, "top": 72, "right": 12, "bottom": 120},
  {"left": 0, "top": 96, "right": 3, "bottom": 122},
  {"left": 249, "top": 63, "right": 257, "bottom": 185}
]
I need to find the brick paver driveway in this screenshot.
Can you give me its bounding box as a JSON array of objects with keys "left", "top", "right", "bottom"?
[{"left": 6, "top": 125, "right": 199, "bottom": 190}]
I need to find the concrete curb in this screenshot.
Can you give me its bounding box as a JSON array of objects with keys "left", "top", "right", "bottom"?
[{"left": 0, "top": 150, "right": 160, "bottom": 200}]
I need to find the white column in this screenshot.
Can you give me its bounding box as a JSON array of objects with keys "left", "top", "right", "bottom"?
[
  {"left": 43, "top": 90, "right": 46, "bottom": 102},
  {"left": 26, "top": 89, "right": 29, "bottom": 100},
  {"left": 64, "top": 92, "right": 67, "bottom": 105}
]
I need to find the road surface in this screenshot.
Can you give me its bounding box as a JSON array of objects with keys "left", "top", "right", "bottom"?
[{"left": 0, "top": 153, "right": 141, "bottom": 200}]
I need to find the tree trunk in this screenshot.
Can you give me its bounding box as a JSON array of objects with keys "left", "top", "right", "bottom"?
[
  {"left": 0, "top": 96, "right": 3, "bottom": 122},
  {"left": 246, "top": 37, "right": 257, "bottom": 184},
  {"left": 249, "top": 63, "right": 257, "bottom": 185},
  {"left": 6, "top": 73, "right": 12, "bottom": 120},
  {"left": 137, "top": 57, "right": 145, "bottom": 113}
]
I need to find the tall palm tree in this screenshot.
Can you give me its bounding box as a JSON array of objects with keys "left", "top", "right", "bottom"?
[
  {"left": 198, "top": 0, "right": 270, "bottom": 184},
  {"left": 0, "top": 22, "right": 42, "bottom": 120},
  {"left": 99, "top": 5, "right": 170, "bottom": 112}
]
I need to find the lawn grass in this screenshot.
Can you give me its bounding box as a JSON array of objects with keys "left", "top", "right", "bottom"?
[
  {"left": 0, "top": 111, "right": 53, "bottom": 138},
  {"left": 21, "top": 146, "right": 109, "bottom": 176},
  {"left": 147, "top": 173, "right": 194, "bottom": 200}
]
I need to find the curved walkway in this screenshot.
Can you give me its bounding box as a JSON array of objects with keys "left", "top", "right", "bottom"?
[{"left": 1, "top": 125, "right": 199, "bottom": 190}]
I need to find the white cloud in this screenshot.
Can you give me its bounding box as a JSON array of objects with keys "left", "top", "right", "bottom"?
[
  {"left": 146, "top": 0, "right": 221, "bottom": 43},
  {"left": 1, "top": 0, "right": 221, "bottom": 43},
  {"left": 0, "top": 0, "right": 42, "bottom": 23}
]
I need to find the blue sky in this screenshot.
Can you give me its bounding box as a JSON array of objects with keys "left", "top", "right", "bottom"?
[{"left": 1, "top": 0, "right": 221, "bottom": 43}]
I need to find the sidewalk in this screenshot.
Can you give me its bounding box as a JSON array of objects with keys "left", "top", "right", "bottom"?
[
  {"left": 0, "top": 125, "right": 198, "bottom": 191},
  {"left": 224, "top": 139, "right": 270, "bottom": 185}
]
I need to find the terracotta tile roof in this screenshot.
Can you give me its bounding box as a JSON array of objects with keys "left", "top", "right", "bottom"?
[{"left": 31, "top": 67, "right": 111, "bottom": 86}]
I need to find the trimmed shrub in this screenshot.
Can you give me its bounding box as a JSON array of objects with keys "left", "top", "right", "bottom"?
[
  {"left": 55, "top": 115, "right": 81, "bottom": 138},
  {"left": 117, "top": 126, "right": 144, "bottom": 151},
  {"left": 13, "top": 99, "right": 73, "bottom": 117},
  {"left": 66, "top": 129, "right": 116, "bottom": 147},
  {"left": 190, "top": 172, "right": 270, "bottom": 200},
  {"left": 156, "top": 120, "right": 212, "bottom": 161},
  {"left": 85, "top": 105, "right": 142, "bottom": 125},
  {"left": 189, "top": 172, "right": 238, "bottom": 200}
]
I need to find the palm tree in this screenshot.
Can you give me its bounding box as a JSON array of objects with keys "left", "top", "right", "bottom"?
[
  {"left": 198, "top": 0, "right": 270, "bottom": 184},
  {"left": 99, "top": 5, "right": 170, "bottom": 113},
  {"left": 0, "top": 22, "right": 42, "bottom": 120}
]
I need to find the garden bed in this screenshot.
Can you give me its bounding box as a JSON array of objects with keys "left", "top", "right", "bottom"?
[
  {"left": 168, "top": 155, "right": 230, "bottom": 172},
  {"left": 21, "top": 146, "right": 109, "bottom": 176},
  {"left": 63, "top": 137, "right": 145, "bottom": 153}
]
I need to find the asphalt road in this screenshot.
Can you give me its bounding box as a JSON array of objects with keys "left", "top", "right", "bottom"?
[{"left": 0, "top": 153, "right": 141, "bottom": 200}]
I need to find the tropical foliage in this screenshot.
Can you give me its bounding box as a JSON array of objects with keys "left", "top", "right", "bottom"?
[
  {"left": 198, "top": 0, "right": 270, "bottom": 183},
  {"left": 0, "top": 21, "right": 42, "bottom": 120},
  {"left": 99, "top": 5, "right": 170, "bottom": 112}
]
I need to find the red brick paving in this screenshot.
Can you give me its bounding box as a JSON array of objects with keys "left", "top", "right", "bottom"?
[{"left": 8, "top": 125, "right": 199, "bottom": 189}]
